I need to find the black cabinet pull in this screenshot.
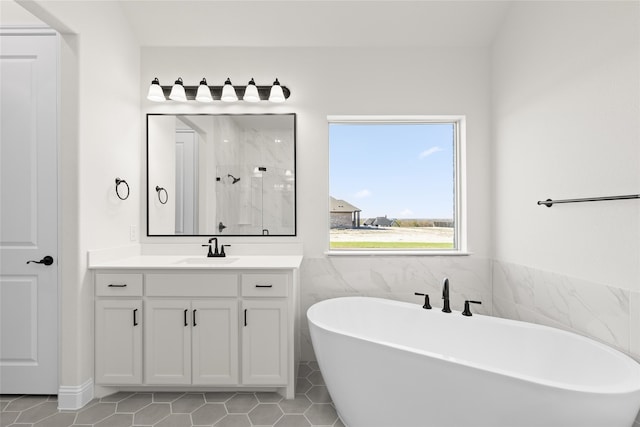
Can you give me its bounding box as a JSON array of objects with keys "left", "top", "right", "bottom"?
[
  {"left": 133, "top": 308, "right": 138, "bottom": 326},
  {"left": 108, "top": 283, "right": 127, "bottom": 288},
  {"left": 184, "top": 309, "right": 188, "bottom": 326},
  {"left": 193, "top": 309, "right": 197, "bottom": 327},
  {"left": 255, "top": 284, "right": 273, "bottom": 288},
  {"left": 244, "top": 309, "right": 247, "bottom": 327}
]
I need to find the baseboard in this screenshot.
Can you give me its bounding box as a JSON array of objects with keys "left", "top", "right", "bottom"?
[{"left": 58, "top": 378, "right": 94, "bottom": 410}]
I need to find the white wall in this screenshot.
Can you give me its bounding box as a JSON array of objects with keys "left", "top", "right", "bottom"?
[
  {"left": 142, "top": 46, "right": 493, "bottom": 359},
  {"left": 16, "top": 0, "right": 141, "bottom": 392},
  {"left": 0, "top": 1, "right": 45, "bottom": 25},
  {"left": 492, "top": 1, "right": 640, "bottom": 359}
]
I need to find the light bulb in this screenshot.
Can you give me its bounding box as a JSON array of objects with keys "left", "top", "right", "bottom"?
[
  {"left": 169, "top": 77, "right": 187, "bottom": 102},
  {"left": 243, "top": 78, "right": 260, "bottom": 102},
  {"left": 147, "top": 77, "right": 165, "bottom": 102},
  {"left": 221, "top": 78, "right": 238, "bottom": 102},
  {"left": 195, "top": 78, "right": 213, "bottom": 103},
  {"left": 269, "top": 78, "right": 285, "bottom": 103}
]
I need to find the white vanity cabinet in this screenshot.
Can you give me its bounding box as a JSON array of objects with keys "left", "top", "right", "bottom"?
[
  {"left": 92, "top": 259, "right": 300, "bottom": 398},
  {"left": 94, "top": 273, "right": 143, "bottom": 385},
  {"left": 95, "top": 299, "right": 142, "bottom": 384},
  {"left": 144, "top": 299, "right": 239, "bottom": 385},
  {"left": 241, "top": 274, "right": 289, "bottom": 385},
  {"left": 144, "top": 273, "right": 239, "bottom": 386}
]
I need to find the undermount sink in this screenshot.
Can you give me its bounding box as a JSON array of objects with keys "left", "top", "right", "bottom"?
[{"left": 175, "top": 257, "right": 239, "bottom": 265}]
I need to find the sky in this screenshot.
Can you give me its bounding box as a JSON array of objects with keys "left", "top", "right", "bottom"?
[{"left": 329, "top": 122, "right": 455, "bottom": 219}]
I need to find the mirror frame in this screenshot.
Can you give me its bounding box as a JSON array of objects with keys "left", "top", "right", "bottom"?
[{"left": 146, "top": 113, "right": 297, "bottom": 237}]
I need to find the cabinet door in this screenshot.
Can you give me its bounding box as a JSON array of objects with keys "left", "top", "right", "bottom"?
[
  {"left": 241, "top": 300, "right": 288, "bottom": 385},
  {"left": 192, "top": 300, "right": 239, "bottom": 385},
  {"left": 144, "top": 299, "right": 191, "bottom": 384},
  {"left": 95, "top": 300, "right": 142, "bottom": 385}
]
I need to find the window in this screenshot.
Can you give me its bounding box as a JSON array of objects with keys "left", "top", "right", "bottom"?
[{"left": 328, "top": 116, "right": 465, "bottom": 252}]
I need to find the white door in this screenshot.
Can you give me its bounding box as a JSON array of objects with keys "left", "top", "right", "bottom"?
[
  {"left": 0, "top": 29, "right": 58, "bottom": 394},
  {"left": 192, "top": 299, "right": 238, "bottom": 385},
  {"left": 144, "top": 299, "right": 191, "bottom": 385},
  {"left": 95, "top": 300, "right": 142, "bottom": 385},
  {"left": 241, "top": 300, "right": 288, "bottom": 385}
]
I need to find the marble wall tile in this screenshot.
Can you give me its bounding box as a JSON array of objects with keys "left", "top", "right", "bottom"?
[
  {"left": 299, "top": 256, "right": 492, "bottom": 360},
  {"left": 493, "top": 260, "right": 631, "bottom": 354},
  {"left": 301, "top": 257, "right": 639, "bottom": 362},
  {"left": 631, "top": 291, "right": 640, "bottom": 361},
  {"left": 492, "top": 261, "right": 535, "bottom": 311},
  {"left": 214, "top": 120, "right": 295, "bottom": 235}
]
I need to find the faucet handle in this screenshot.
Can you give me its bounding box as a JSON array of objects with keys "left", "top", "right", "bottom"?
[
  {"left": 220, "top": 244, "right": 231, "bottom": 256},
  {"left": 462, "top": 300, "right": 482, "bottom": 316},
  {"left": 202, "top": 243, "right": 214, "bottom": 257},
  {"left": 414, "top": 292, "right": 432, "bottom": 310}
]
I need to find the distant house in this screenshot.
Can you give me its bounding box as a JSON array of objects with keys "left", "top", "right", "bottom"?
[
  {"left": 363, "top": 215, "right": 397, "bottom": 227},
  {"left": 330, "top": 197, "right": 362, "bottom": 228}
]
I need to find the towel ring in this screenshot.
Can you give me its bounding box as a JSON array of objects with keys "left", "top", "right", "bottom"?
[
  {"left": 155, "top": 186, "right": 168, "bottom": 204},
  {"left": 115, "top": 178, "right": 129, "bottom": 200}
]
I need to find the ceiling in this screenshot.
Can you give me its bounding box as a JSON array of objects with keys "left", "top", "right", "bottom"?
[{"left": 117, "top": 1, "right": 512, "bottom": 48}]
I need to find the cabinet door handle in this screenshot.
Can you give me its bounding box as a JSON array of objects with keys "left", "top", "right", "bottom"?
[
  {"left": 255, "top": 284, "right": 273, "bottom": 288},
  {"left": 244, "top": 309, "right": 247, "bottom": 327},
  {"left": 184, "top": 309, "right": 189, "bottom": 327},
  {"left": 133, "top": 308, "right": 138, "bottom": 326},
  {"left": 108, "top": 283, "right": 127, "bottom": 288},
  {"left": 193, "top": 309, "right": 197, "bottom": 327}
]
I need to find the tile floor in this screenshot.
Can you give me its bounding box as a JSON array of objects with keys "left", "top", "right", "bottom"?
[{"left": 0, "top": 362, "right": 344, "bottom": 427}]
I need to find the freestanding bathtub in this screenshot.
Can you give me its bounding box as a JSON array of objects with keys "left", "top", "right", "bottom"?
[{"left": 307, "top": 297, "right": 640, "bottom": 427}]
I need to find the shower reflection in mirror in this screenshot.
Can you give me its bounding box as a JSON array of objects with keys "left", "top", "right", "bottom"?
[{"left": 147, "top": 114, "right": 296, "bottom": 236}]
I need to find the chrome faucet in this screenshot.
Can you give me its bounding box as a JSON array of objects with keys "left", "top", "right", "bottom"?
[{"left": 442, "top": 277, "right": 452, "bottom": 313}]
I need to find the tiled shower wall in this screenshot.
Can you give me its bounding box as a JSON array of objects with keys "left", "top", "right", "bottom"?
[{"left": 493, "top": 260, "right": 640, "bottom": 362}]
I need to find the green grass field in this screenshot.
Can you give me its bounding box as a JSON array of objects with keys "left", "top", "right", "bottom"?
[{"left": 330, "top": 241, "right": 454, "bottom": 249}]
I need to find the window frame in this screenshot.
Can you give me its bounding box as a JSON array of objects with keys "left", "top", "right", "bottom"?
[{"left": 327, "top": 115, "right": 468, "bottom": 256}]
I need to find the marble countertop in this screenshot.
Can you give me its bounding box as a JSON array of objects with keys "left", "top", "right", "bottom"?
[{"left": 88, "top": 255, "right": 303, "bottom": 270}]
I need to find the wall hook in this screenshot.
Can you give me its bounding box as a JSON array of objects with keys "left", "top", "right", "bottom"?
[
  {"left": 155, "top": 186, "right": 168, "bottom": 204},
  {"left": 115, "top": 178, "right": 130, "bottom": 200}
]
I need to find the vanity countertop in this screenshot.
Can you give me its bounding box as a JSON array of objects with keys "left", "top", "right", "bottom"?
[{"left": 88, "top": 255, "right": 303, "bottom": 270}]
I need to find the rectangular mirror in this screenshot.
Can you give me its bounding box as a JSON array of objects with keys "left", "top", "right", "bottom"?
[{"left": 147, "top": 113, "right": 296, "bottom": 236}]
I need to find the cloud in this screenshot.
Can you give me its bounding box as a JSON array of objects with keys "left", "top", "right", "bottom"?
[
  {"left": 399, "top": 208, "right": 414, "bottom": 217},
  {"left": 419, "top": 146, "right": 443, "bottom": 159},
  {"left": 354, "top": 189, "right": 372, "bottom": 198}
]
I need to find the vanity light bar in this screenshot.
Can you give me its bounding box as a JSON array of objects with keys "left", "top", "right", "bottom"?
[{"left": 147, "top": 77, "right": 290, "bottom": 103}]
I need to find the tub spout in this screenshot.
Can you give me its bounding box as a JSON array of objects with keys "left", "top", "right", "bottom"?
[{"left": 442, "top": 278, "right": 452, "bottom": 313}]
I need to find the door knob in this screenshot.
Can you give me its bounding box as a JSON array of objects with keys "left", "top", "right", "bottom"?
[{"left": 26, "top": 255, "right": 54, "bottom": 266}]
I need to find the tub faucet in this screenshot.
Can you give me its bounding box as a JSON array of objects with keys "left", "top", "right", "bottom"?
[
  {"left": 414, "top": 292, "right": 432, "bottom": 309},
  {"left": 442, "top": 278, "right": 452, "bottom": 313},
  {"left": 462, "top": 300, "right": 482, "bottom": 316}
]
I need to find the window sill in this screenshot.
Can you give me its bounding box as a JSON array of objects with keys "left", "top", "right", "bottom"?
[{"left": 325, "top": 250, "right": 471, "bottom": 257}]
